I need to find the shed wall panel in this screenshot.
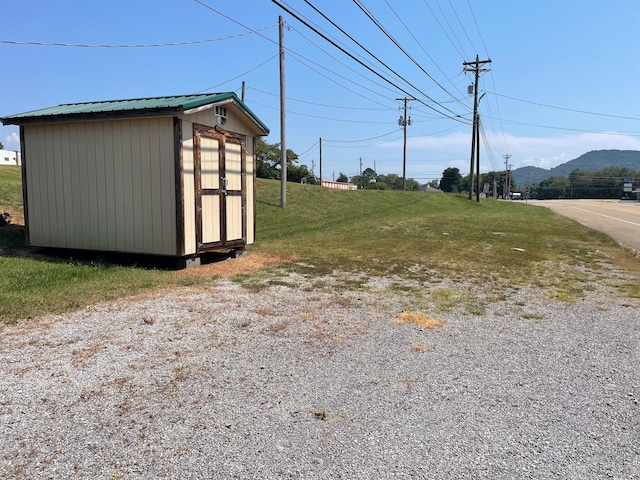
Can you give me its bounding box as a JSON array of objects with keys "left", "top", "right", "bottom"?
[
  {"left": 181, "top": 120, "right": 197, "bottom": 255},
  {"left": 246, "top": 138, "right": 255, "bottom": 245},
  {"left": 22, "top": 118, "right": 177, "bottom": 255}
]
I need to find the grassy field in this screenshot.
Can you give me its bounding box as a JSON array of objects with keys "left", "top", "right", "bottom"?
[
  {"left": 0, "top": 166, "right": 23, "bottom": 224},
  {"left": 1, "top": 172, "right": 639, "bottom": 324}
]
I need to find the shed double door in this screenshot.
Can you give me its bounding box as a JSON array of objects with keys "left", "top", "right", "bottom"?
[{"left": 193, "top": 125, "right": 246, "bottom": 252}]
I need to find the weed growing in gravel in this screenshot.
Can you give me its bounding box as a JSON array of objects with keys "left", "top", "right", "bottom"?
[
  {"left": 430, "top": 288, "right": 461, "bottom": 311},
  {"left": 394, "top": 312, "right": 446, "bottom": 329}
]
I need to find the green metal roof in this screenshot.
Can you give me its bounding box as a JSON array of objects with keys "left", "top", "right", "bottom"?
[{"left": 1, "top": 92, "right": 269, "bottom": 134}]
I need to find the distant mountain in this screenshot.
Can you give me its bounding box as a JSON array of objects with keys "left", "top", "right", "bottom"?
[{"left": 512, "top": 150, "right": 640, "bottom": 187}]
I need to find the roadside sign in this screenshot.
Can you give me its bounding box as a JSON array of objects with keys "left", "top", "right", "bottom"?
[{"left": 525, "top": 186, "right": 530, "bottom": 193}]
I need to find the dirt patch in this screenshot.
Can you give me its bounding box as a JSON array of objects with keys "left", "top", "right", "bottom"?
[
  {"left": 0, "top": 209, "right": 24, "bottom": 226},
  {"left": 172, "top": 251, "right": 296, "bottom": 279}
]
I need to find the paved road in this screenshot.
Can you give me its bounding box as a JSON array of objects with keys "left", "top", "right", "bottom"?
[{"left": 529, "top": 199, "right": 640, "bottom": 252}]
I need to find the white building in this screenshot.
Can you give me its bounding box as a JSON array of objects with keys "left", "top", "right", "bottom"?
[{"left": 0, "top": 149, "right": 21, "bottom": 166}]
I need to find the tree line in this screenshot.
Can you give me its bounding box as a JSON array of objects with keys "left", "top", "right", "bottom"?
[
  {"left": 256, "top": 139, "right": 425, "bottom": 190},
  {"left": 530, "top": 166, "right": 638, "bottom": 199},
  {"left": 438, "top": 167, "right": 514, "bottom": 197},
  {"left": 438, "top": 165, "right": 639, "bottom": 199}
]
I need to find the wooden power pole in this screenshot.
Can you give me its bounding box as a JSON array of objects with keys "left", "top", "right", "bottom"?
[
  {"left": 319, "top": 137, "right": 322, "bottom": 186},
  {"left": 279, "top": 15, "right": 287, "bottom": 208},
  {"left": 396, "top": 97, "right": 415, "bottom": 191},
  {"left": 463, "top": 55, "right": 491, "bottom": 201}
]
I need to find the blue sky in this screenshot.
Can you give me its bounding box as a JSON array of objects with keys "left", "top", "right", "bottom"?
[{"left": 1, "top": 0, "right": 639, "bottom": 183}]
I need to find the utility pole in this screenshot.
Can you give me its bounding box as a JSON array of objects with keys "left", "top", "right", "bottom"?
[
  {"left": 279, "top": 15, "right": 287, "bottom": 208},
  {"left": 241, "top": 81, "right": 245, "bottom": 102},
  {"left": 396, "top": 97, "right": 416, "bottom": 190},
  {"left": 359, "top": 157, "right": 363, "bottom": 189},
  {"left": 463, "top": 55, "right": 491, "bottom": 201},
  {"left": 319, "top": 137, "right": 322, "bottom": 186},
  {"left": 503, "top": 154, "right": 512, "bottom": 199}
]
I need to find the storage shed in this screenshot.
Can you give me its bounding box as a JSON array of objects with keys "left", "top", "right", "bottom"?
[{"left": 1, "top": 93, "right": 269, "bottom": 267}]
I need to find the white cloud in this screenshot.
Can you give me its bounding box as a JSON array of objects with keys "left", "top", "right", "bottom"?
[
  {"left": 383, "top": 130, "right": 640, "bottom": 172},
  {"left": 2, "top": 130, "right": 20, "bottom": 150}
]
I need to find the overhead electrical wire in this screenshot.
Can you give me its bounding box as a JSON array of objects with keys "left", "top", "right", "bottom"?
[
  {"left": 350, "top": 0, "right": 470, "bottom": 118},
  {"left": 485, "top": 117, "right": 640, "bottom": 137},
  {"left": 194, "top": 0, "right": 394, "bottom": 109},
  {"left": 382, "top": 0, "right": 473, "bottom": 111},
  {"left": 323, "top": 129, "right": 402, "bottom": 143},
  {"left": 249, "top": 100, "right": 393, "bottom": 124},
  {"left": 270, "top": 0, "right": 471, "bottom": 124},
  {"left": 487, "top": 91, "right": 640, "bottom": 121},
  {"left": 196, "top": 54, "right": 278, "bottom": 93},
  {"left": 300, "top": 0, "right": 451, "bottom": 108},
  {"left": 0, "top": 25, "right": 277, "bottom": 48},
  {"left": 446, "top": 0, "right": 476, "bottom": 57},
  {"left": 428, "top": 0, "right": 468, "bottom": 60},
  {"left": 479, "top": 119, "right": 501, "bottom": 171},
  {"left": 465, "top": 0, "right": 490, "bottom": 58},
  {"left": 247, "top": 87, "right": 393, "bottom": 111},
  {"left": 288, "top": 24, "right": 399, "bottom": 101},
  {"left": 286, "top": 53, "right": 394, "bottom": 109}
]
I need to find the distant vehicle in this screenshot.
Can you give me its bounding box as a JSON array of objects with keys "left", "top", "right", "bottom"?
[{"left": 511, "top": 192, "right": 522, "bottom": 200}]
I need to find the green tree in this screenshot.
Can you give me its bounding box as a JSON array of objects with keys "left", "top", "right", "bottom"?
[
  {"left": 351, "top": 167, "right": 378, "bottom": 189},
  {"left": 405, "top": 178, "right": 421, "bottom": 191},
  {"left": 440, "top": 167, "right": 462, "bottom": 192},
  {"left": 336, "top": 172, "right": 349, "bottom": 183},
  {"left": 535, "top": 176, "right": 570, "bottom": 199},
  {"left": 255, "top": 138, "right": 302, "bottom": 182},
  {"left": 377, "top": 173, "right": 402, "bottom": 190},
  {"left": 480, "top": 171, "right": 506, "bottom": 198}
]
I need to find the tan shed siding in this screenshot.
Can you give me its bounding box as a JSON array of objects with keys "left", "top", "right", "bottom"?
[
  {"left": 181, "top": 119, "right": 197, "bottom": 255},
  {"left": 246, "top": 138, "right": 255, "bottom": 245},
  {"left": 226, "top": 196, "right": 243, "bottom": 241},
  {"left": 23, "top": 118, "right": 177, "bottom": 255}
]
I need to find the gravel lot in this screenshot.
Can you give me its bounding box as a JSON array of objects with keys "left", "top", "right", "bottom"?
[{"left": 1, "top": 268, "right": 639, "bottom": 479}]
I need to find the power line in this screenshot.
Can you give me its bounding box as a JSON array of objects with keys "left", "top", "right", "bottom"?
[
  {"left": 0, "top": 26, "right": 277, "bottom": 48},
  {"left": 287, "top": 54, "right": 394, "bottom": 109},
  {"left": 288, "top": 24, "right": 399, "bottom": 99},
  {"left": 300, "top": 0, "right": 422, "bottom": 97},
  {"left": 249, "top": 100, "right": 393, "bottom": 124},
  {"left": 196, "top": 54, "right": 278, "bottom": 93},
  {"left": 194, "top": 0, "right": 394, "bottom": 109},
  {"left": 487, "top": 91, "right": 640, "bottom": 121},
  {"left": 351, "top": 0, "right": 469, "bottom": 118},
  {"left": 247, "top": 87, "right": 393, "bottom": 110},
  {"left": 428, "top": 0, "right": 468, "bottom": 59},
  {"left": 446, "top": 0, "right": 476, "bottom": 56},
  {"left": 465, "top": 0, "right": 489, "bottom": 58},
  {"left": 323, "top": 129, "right": 402, "bottom": 143},
  {"left": 382, "top": 0, "right": 473, "bottom": 112},
  {"left": 484, "top": 117, "right": 640, "bottom": 137},
  {"left": 271, "top": 0, "right": 471, "bottom": 124}
]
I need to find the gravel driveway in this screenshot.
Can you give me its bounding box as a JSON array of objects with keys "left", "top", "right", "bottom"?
[{"left": 1, "top": 268, "right": 639, "bottom": 479}]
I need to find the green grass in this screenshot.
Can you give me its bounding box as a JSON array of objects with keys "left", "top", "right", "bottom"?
[
  {"left": 252, "top": 179, "right": 640, "bottom": 296},
  {"left": 1, "top": 174, "right": 639, "bottom": 324},
  {"left": 0, "top": 256, "right": 170, "bottom": 321},
  {"left": 0, "top": 166, "right": 23, "bottom": 217}
]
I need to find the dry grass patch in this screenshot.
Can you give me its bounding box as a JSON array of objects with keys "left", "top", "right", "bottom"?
[
  {"left": 394, "top": 312, "right": 446, "bottom": 329},
  {"left": 172, "top": 251, "right": 296, "bottom": 279}
]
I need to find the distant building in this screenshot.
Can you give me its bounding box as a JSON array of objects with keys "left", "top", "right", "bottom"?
[
  {"left": 322, "top": 180, "right": 357, "bottom": 190},
  {"left": 0, "top": 149, "right": 21, "bottom": 166}
]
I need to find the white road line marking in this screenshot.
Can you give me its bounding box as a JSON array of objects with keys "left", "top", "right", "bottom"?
[{"left": 570, "top": 206, "right": 640, "bottom": 226}]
